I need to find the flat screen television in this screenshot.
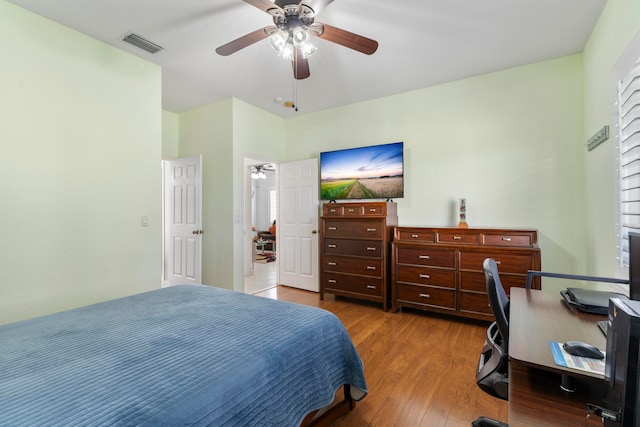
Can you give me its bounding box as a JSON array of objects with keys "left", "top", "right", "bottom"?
[{"left": 319, "top": 141, "right": 404, "bottom": 201}]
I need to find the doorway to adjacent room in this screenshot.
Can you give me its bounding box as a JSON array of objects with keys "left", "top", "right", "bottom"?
[{"left": 244, "top": 159, "right": 278, "bottom": 294}]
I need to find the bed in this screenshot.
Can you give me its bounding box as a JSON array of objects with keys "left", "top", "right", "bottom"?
[{"left": 0, "top": 284, "right": 367, "bottom": 426}]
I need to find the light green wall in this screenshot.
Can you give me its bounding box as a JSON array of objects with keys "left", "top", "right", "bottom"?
[
  {"left": 0, "top": 0, "right": 162, "bottom": 324},
  {"left": 583, "top": 0, "right": 640, "bottom": 277},
  {"left": 231, "top": 99, "right": 285, "bottom": 291},
  {"left": 177, "top": 99, "right": 234, "bottom": 289},
  {"left": 177, "top": 98, "right": 285, "bottom": 291},
  {"left": 162, "top": 110, "right": 180, "bottom": 160},
  {"left": 285, "top": 55, "right": 586, "bottom": 275}
]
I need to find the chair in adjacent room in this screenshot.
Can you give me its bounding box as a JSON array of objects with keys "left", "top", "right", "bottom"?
[{"left": 472, "top": 258, "right": 509, "bottom": 427}]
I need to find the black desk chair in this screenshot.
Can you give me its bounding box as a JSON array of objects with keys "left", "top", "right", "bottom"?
[{"left": 472, "top": 258, "right": 509, "bottom": 427}]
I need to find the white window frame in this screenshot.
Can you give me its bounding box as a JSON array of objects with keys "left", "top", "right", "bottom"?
[{"left": 615, "top": 32, "right": 640, "bottom": 267}]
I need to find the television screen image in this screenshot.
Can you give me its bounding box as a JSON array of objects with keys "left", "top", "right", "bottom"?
[{"left": 320, "top": 142, "right": 404, "bottom": 200}]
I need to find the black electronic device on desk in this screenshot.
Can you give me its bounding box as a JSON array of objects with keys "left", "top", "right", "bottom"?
[
  {"left": 589, "top": 231, "right": 640, "bottom": 338},
  {"left": 590, "top": 298, "right": 640, "bottom": 426},
  {"left": 561, "top": 287, "right": 627, "bottom": 315},
  {"left": 629, "top": 231, "right": 640, "bottom": 301}
]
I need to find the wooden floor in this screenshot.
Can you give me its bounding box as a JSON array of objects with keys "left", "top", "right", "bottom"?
[{"left": 254, "top": 286, "right": 508, "bottom": 427}]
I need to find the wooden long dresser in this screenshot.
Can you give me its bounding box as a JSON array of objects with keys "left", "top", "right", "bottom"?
[
  {"left": 391, "top": 226, "right": 541, "bottom": 321},
  {"left": 320, "top": 202, "right": 398, "bottom": 311}
]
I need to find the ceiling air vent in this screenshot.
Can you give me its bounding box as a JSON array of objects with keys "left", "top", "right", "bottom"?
[{"left": 122, "top": 33, "right": 163, "bottom": 54}]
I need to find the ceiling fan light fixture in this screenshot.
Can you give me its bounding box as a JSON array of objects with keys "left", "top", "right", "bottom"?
[
  {"left": 280, "top": 43, "right": 294, "bottom": 61},
  {"left": 268, "top": 28, "right": 289, "bottom": 53},
  {"left": 251, "top": 165, "right": 267, "bottom": 180},
  {"left": 291, "top": 27, "right": 316, "bottom": 59},
  {"left": 300, "top": 42, "right": 317, "bottom": 59},
  {"left": 269, "top": 25, "right": 317, "bottom": 62},
  {"left": 291, "top": 27, "right": 309, "bottom": 47}
]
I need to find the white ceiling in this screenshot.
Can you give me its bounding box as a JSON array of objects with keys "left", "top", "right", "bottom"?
[{"left": 8, "top": 0, "right": 606, "bottom": 118}]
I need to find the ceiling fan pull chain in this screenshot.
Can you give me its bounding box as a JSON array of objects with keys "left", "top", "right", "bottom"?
[{"left": 294, "top": 73, "right": 299, "bottom": 112}]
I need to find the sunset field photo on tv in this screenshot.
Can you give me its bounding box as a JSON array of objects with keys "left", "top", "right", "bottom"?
[{"left": 320, "top": 142, "right": 404, "bottom": 200}]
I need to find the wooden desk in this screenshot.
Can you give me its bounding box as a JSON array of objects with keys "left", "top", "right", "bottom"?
[{"left": 508, "top": 288, "right": 608, "bottom": 426}]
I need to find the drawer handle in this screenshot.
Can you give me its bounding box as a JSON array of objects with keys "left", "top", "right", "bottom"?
[
  {"left": 502, "top": 237, "right": 512, "bottom": 242},
  {"left": 328, "top": 226, "right": 337, "bottom": 231},
  {"left": 366, "top": 266, "right": 376, "bottom": 270},
  {"left": 419, "top": 293, "right": 431, "bottom": 299},
  {"left": 347, "top": 208, "right": 356, "bottom": 212},
  {"left": 411, "top": 234, "right": 419, "bottom": 238},
  {"left": 495, "top": 260, "right": 502, "bottom": 265},
  {"left": 419, "top": 255, "right": 430, "bottom": 260},
  {"left": 366, "top": 247, "right": 377, "bottom": 251},
  {"left": 366, "top": 285, "right": 377, "bottom": 289},
  {"left": 328, "top": 279, "right": 337, "bottom": 284},
  {"left": 366, "top": 228, "right": 377, "bottom": 232},
  {"left": 328, "top": 262, "right": 337, "bottom": 266},
  {"left": 453, "top": 236, "right": 462, "bottom": 240},
  {"left": 330, "top": 209, "right": 337, "bottom": 213},
  {"left": 328, "top": 244, "right": 337, "bottom": 248},
  {"left": 419, "top": 274, "right": 431, "bottom": 279}
]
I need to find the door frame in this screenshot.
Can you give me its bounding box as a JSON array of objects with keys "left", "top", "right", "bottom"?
[{"left": 242, "top": 155, "right": 279, "bottom": 287}]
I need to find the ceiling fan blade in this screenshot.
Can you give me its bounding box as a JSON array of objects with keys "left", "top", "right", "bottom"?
[
  {"left": 292, "top": 48, "right": 310, "bottom": 80},
  {"left": 216, "top": 27, "right": 273, "bottom": 56},
  {"left": 242, "top": 0, "right": 283, "bottom": 15},
  {"left": 301, "top": 0, "right": 334, "bottom": 15},
  {"left": 313, "top": 23, "right": 378, "bottom": 55}
]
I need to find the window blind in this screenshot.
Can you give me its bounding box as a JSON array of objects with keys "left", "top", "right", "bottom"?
[
  {"left": 618, "top": 61, "right": 640, "bottom": 266},
  {"left": 269, "top": 189, "right": 277, "bottom": 224}
]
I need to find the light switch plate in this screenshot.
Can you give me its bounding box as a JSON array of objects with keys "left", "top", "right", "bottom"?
[{"left": 140, "top": 215, "right": 149, "bottom": 227}]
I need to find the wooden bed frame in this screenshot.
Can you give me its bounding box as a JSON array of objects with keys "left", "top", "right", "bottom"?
[{"left": 301, "top": 385, "right": 354, "bottom": 427}]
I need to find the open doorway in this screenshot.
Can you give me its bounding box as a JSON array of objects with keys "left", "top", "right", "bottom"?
[{"left": 244, "top": 159, "right": 278, "bottom": 294}]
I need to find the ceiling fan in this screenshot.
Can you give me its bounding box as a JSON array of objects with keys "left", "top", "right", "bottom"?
[{"left": 216, "top": 0, "right": 378, "bottom": 80}]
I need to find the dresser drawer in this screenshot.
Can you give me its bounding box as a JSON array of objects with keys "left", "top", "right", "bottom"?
[
  {"left": 395, "top": 228, "right": 436, "bottom": 243},
  {"left": 323, "top": 205, "right": 344, "bottom": 216},
  {"left": 396, "top": 265, "right": 456, "bottom": 288},
  {"left": 324, "top": 239, "right": 382, "bottom": 258},
  {"left": 323, "top": 273, "right": 383, "bottom": 297},
  {"left": 459, "top": 292, "right": 493, "bottom": 315},
  {"left": 363, "top": 204, "right": 387, "bottom": 216},
  {"left": 324, "top": 220, "right": 385, "bottom": 239},
  {"left": 437, "top": 231, "right": 480, "bottom": 245},
  {"left": 395, "top": 246, "right": 455, "bottom": 268},
  {"left": 323, "top": 202, "right": 391, "bottom": 217},
  {"left": 483, "top": 233, "right": 533, "bottom": 247},
  {"left": 459, "top": 251, "right": 535, "bottom": 274},
  {"left": 343, "top": 205, "right": 364, "bottom": 216},
  {"left": 459, "top": 271, "right": 527, "bottom": 293},
  {"left": 395, "top": 283, "right": 456, "bottom": 309},
  {"left": 325, "top": 256, "right": 383, "bottom": 277}
]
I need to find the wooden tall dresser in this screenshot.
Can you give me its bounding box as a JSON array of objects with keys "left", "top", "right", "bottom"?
[
  {"left": 320, "top": 202, "right": 398, "bottom": 311},
  {"left": 391, "top": 226, "right": 541, "bottom": 321}
]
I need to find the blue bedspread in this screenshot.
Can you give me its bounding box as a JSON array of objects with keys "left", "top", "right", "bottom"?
[{"left": 0, "top": 285, "right": 367, "bottom": 426}]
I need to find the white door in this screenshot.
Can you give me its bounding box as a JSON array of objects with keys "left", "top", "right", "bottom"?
[
  {"left": 163, "top": 156, "right": 202, "bottom": 286},
  {"left": 278, "top": 158, "right": 319, "bottom": 291}
]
